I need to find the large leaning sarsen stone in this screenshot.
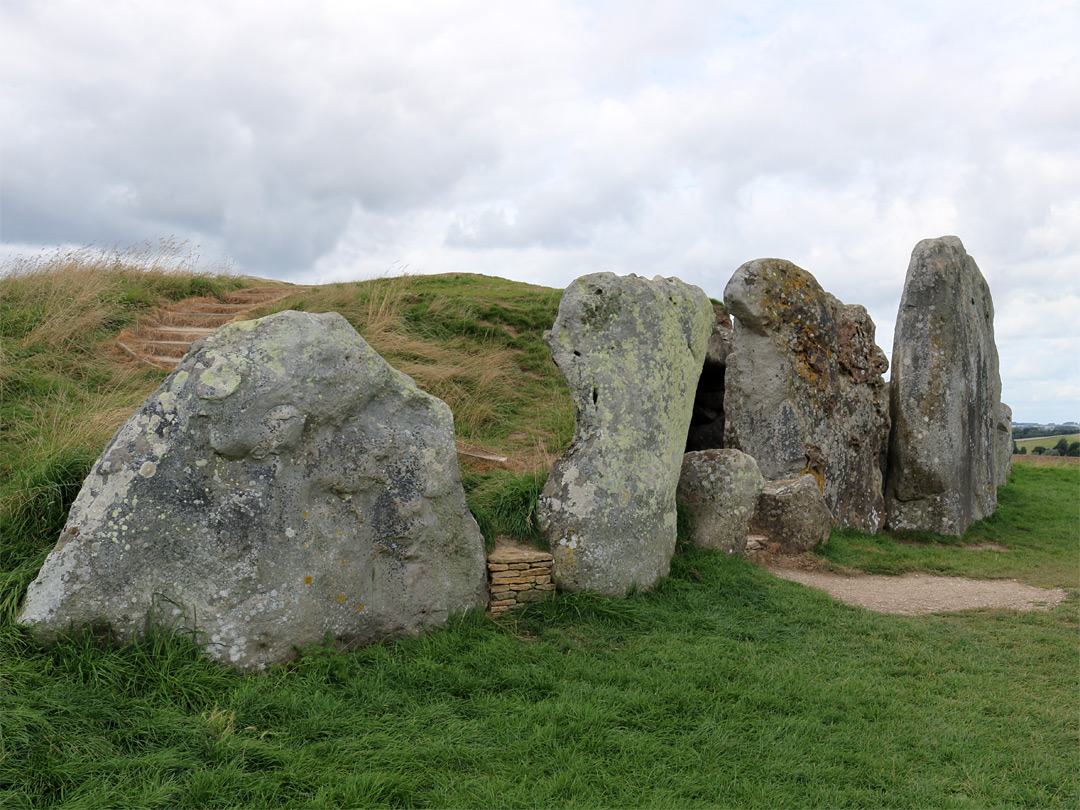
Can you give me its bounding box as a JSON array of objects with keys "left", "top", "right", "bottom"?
[
  {"left": 723, "top": 259, "right": 890, "bottom": 533},
  {"left": 538, "top": 273, "right": 714, "bottom": 596},
  {"left": 17, "top": 311, "right": 488, "bottom": 670},
  {"left": 884, "top": 236, "right": 1002, "bottom": 535}
]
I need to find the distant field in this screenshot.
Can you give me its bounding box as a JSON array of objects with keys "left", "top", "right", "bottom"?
[{"left": 1014, "top": 434, "right": 1079, "bottom": 452}]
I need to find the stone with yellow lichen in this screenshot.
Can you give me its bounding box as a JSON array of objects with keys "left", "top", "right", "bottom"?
[
  {"left": 18, "top": 310, "right": 488, "bottom": 670},
  {"left": 723, "top": 258, "right": 890, "bottom": 533},
  {"left": 884, "top": 236, "right": 1003, "bottom": 535},
  {"left": 537, "top": 273, "right": 713, "bottom": 597}
]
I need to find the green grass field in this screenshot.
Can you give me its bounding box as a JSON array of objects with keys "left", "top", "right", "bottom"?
[
  {"left": 1014, "top": 434, "right": 1080, "bottom": 453},
  {"left": 2, "top": 251, "right": 1077, "bottom": 808}
]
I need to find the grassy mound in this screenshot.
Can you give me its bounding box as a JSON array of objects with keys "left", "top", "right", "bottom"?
[{"left": 2, "top": 250, "right": 1077, "bottom": 809}]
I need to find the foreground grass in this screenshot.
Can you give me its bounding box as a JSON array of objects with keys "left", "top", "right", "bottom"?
[{"left": 3, "top": 537, "right": 1076, "bottom": 809}]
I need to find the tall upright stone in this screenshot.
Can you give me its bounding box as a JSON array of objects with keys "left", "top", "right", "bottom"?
[
  {"left": 18, "top": 311, "right": 488, "bottom": 670},
  {"left": 723, "top": 259, "right": 890, "bottom": 533},
  {"left": 994, "top": 403, "right": 1013, "bottom": 487},
  {"left": 885, "top": 236, "right": 1002, "bottom": 534},
  {"left": 538, "top": 273, "right": 714, "bottom": 596}
]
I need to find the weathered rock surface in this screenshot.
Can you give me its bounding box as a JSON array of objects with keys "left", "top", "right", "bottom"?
[
  {"left": 749, "top": 475, "right": 833, "bottom": 553},
  {"left": 538, "top": 273, "right": 714, "bottom": 596},
  {"left": 18, "top": 310, "right": 488, "bottom": 670},
  {"left": 686, "top": 306, "right": 733, "bottom": 452},
  {"left": 994, "top": 403, "right": 1013, "bottom": 487},
  {"left": 723, "top": 259, "right": 890, "bottom": 533},
  {"left": 677, "top": 449, "right": 765, "bottom": 555},
  {"left": 884, "top": 236, "right": 1002, "bottom": 535}
]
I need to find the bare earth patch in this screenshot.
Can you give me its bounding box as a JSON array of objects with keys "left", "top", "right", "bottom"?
[{"left": 751, "top": 551, "right": 1068, "bottom": 615}]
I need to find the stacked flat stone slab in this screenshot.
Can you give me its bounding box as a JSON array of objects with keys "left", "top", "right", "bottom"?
[
  {"left": 885, "top": 236, "right": 1003, "bottom": 535},
  {"left": 487, "top": 543, "right": 555, "bottom": 614},
  {"left": 538, "top": 272, "right": 714, "bottom": 597},
  {"left": 723, "top": 259, "right": 890, "bottom": 533},
  {"left": 17, "top": 311, "right": 488, "bottom": 671}
]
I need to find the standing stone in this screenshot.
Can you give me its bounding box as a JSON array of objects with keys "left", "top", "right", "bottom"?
[
  {"left": 885, "top": 236, "right": 1002, "bottom": 534},
  {"left": 677, "top": 449, "right": 765, "bottom": 555},
  {"left": 18, "top": 311, "right": 488, "bottom": 670},
  {"left": 723, "top": 259, "right": 890, "bottom": 533},
  {"left": 994, "top": 403, "right": 1013, "bottom": 487},
  {"left": 748, "top": 475, "right": 833, "bottom": 553},
  {"left": 538, "top": 273, "right": 714, "bottom": 596}
]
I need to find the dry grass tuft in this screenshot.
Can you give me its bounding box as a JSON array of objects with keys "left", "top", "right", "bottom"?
[{"left": 1, "top": 240, "right": 236, "bottom": 358}]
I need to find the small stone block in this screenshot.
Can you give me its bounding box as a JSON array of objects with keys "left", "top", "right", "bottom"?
[
  {"left": 515, "top": 588, "right": 553, "bottom": 602},
  {"left": 509, "top": 583, "right": 535, "bottom": 591},
  {"left": 534, "top": 575, "right": 551, "bottom": 585},
  {"left": 487, "top": 543, "right": 554, "bottom": 565},
  {"left": 489, "top": 598, "right": 517, "bottom": 607},
  {"left": 508, "top": 562, "right": 531, "bottom": 570},
  {"left": 492, "top": 576, "right": 535, "bottom": 585},
  {"left": 489, "top": 585, "right": 512, "bottom": 594},
  {"left": 488, "top": 563, "right": 509, "bottom": 571},
  {"left": 535, "top": 583, "right": 556, "bottom": 591}
]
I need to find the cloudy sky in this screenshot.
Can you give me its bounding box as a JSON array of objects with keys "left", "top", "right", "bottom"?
[{"left": 2, "top": 0, "right": 1077, "bottom": 423}]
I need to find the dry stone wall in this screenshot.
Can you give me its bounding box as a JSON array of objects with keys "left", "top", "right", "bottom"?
[{"left": 487, "top": 543, "right": 555, "bottom": 614}]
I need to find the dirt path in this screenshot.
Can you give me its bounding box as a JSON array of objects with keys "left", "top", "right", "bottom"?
[
  {"left": 117, "top": 284, "right": 307, "bottom": 370},
  {"left": 763, "top": 564, "right": 1067, "bottom": 615}
]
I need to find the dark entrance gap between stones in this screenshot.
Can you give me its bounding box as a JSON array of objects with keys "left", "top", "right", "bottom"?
[{"left": 685, "top": 304, "right": 732, "bottom": 452}]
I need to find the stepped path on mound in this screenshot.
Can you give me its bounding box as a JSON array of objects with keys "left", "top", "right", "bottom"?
[
  {"left": 116, "top": 283, "right": 309, "bottom": 370},
  {"left": 115, "top": 282, "right": 512, "bottom": 465}
]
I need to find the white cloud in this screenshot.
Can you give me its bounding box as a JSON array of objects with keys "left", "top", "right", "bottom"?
[{"left": 2, "top": 0, "right": 1077, "bottom": 421}]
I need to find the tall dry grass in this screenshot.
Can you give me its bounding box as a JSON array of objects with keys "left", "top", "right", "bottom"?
[
  {"left": 1, "top": 242, "right": 242, "bottom": 576},
  {"left": 1, "top": 241, "right": 236, "bottom": 360}
]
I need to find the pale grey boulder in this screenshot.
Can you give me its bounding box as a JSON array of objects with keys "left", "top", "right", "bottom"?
[
  {"left": 538, "top": 273, "right": 714, "bottom": 596},
  {"left": 885, "top": 237, "right": 1002, "bottom": 535},
  {"left": 994, "top": 403, "right": 1013, "bottom": 487},
  {"left": 677, "top": 449, "right": 765, "bottom": 555},
  {"left": 18, "top": 310, "right": 488, "bottom": 670},
  {"left": 723, "top": 259, "right": 890, "bottom": 533},
  {"left": 749, "top": 475, "right": 833, "bottom": 553}
]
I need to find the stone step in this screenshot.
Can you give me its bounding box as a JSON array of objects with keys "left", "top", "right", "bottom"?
[
  {"left": 124, "top": 340, "right": 191, "bottom": 359},
  {"left": 155, "top": 310, "right": 237, "bottom": 327},
  {"left": 137, "top": 326, "right": 217, "bottom": 342},
  {"left": 117, "top": 284, "right": 312, "bottom": 370},
  {"left": 166, "top": 301, "right": 253, "bottom": 314}
]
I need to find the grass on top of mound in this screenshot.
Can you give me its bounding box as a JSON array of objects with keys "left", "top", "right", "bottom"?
[
  {"left": 245, "top": 272, "right": 574, "bottom": 467},
  {"left": 1, "top": 253, "right": 574, "bottom": 619}
]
